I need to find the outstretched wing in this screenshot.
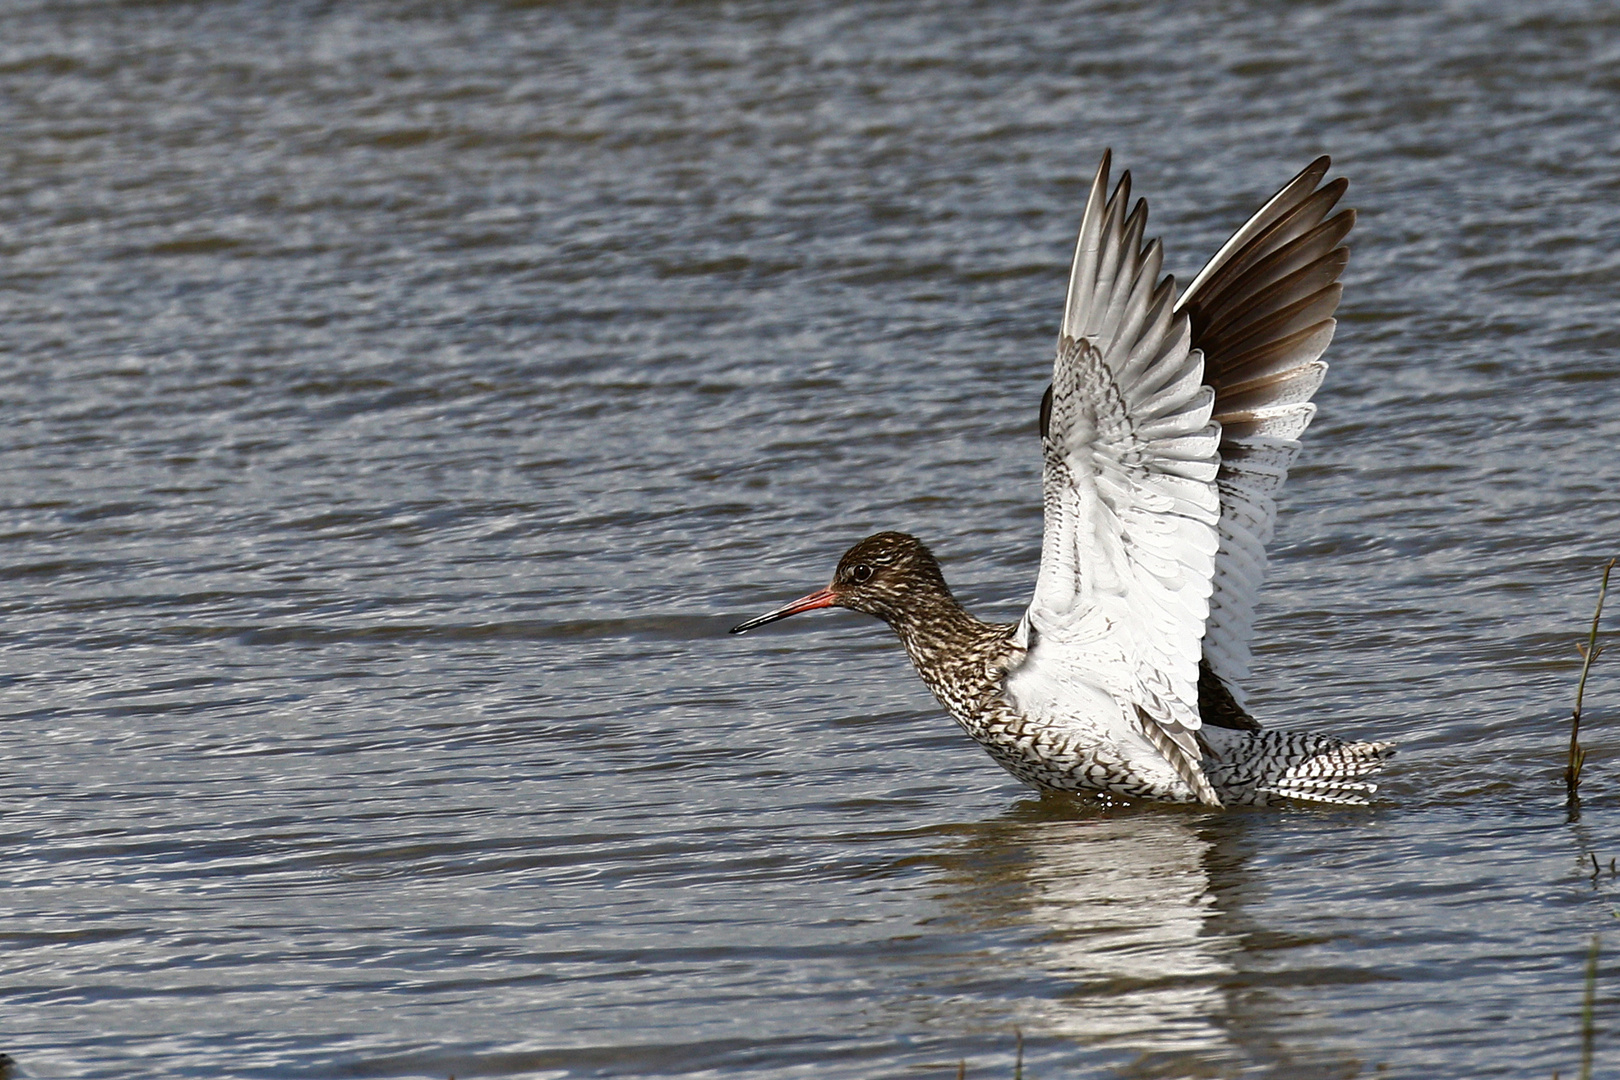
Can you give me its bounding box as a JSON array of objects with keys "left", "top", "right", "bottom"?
[
  {"left": 1011, "top": 152, "right": 1223, "bottom": 805},
  {"left": 1176, "top": 158, "right": 1354, "bottom": 707}
]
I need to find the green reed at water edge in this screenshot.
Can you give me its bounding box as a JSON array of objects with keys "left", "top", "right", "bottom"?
[
  {"left": 952, "top": 1027, "right": 1023, "bottom": 1079},
  {"left": 1558, "top": 563, "right": 1611, "bottom": 1080},
  {"left": 1567, "top": 559, "right": 1615, "bottom": 804},
  {"left": 1553, "top": 934, "right": 1599, "bottom": 1080},
  {"left": 1580, "top": 934, "right": 1597, "bottom": 1080}
]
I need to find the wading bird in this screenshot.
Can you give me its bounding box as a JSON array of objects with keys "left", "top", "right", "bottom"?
[{"left": 732, "top": 153, "right": 1393, "bottom": 806}]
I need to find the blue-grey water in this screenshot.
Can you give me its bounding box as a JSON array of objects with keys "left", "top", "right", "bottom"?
[{"left": 2, "top": 1, "right": 1619, "bottom": 1077}]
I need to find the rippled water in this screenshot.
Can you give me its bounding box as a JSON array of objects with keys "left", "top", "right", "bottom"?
[{"left": 2, "top": 1, "right": 1619, "bottom": 1077}]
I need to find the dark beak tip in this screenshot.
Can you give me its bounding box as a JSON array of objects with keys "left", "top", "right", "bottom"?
[{"left": 728, "top": 587, "right": 840, "bottom": 637}]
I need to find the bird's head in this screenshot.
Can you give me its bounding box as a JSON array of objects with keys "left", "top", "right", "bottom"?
[{"left": 729, "top": 531, "right": 949, "bottom": 633}]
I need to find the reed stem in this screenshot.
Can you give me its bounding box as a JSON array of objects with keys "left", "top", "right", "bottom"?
[
  {"left": 1579, "top": 934, "right": 1598, "bottom": 1080},
  {"left": 1568, "top": 559, "right": 1615, "bottom": 798}
]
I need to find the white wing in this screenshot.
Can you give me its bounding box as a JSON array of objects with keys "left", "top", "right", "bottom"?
[
  {"left": 1176, "top": 158, "right": 1354, "bottom": 706},
  {"left": 1011, "top": 152, "right": 1223, "bottom": 805}
]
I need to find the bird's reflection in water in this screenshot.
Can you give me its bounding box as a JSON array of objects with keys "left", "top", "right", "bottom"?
[{"left": 931, "top": 798, "right": 1239, "bottom": 1074}]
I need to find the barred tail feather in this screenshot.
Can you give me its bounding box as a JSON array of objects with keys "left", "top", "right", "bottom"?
[
  {"left": 1201, "top": 727, "right": 1395, "bottom": 806},
  {"left": 1137, "top": 705, "right": 1223, "bottom": 808}
]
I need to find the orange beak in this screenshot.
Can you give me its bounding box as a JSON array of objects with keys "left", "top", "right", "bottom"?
[{"left": 729, "top": 587, "right": 839, "bottom": 634}]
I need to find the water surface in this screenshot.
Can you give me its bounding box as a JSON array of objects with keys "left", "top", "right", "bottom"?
[{"left": 2, "top": 1, "right": 1619, "bottom": 1077}]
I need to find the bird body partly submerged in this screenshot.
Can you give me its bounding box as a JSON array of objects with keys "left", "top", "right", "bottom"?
[{"left": 732, "top": 154, "right": 1393, "bottom": 808}]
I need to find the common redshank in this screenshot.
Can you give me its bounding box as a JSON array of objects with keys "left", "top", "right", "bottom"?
[{"left": 732, "top": 153, "right": 1393, "bottom": 807}]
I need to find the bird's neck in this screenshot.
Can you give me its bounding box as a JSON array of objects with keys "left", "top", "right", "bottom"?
[{"left": 881, "top": 583, "right": 1015, "bottom": 701}]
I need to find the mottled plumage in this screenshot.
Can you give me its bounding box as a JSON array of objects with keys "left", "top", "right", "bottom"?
[{"left": 732, "top": 154, "right": 1394, "bottom": 807}]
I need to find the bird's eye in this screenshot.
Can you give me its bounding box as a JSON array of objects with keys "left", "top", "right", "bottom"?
[{"left": 851, "top": 564, "right": 873, "bottom": 583}]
